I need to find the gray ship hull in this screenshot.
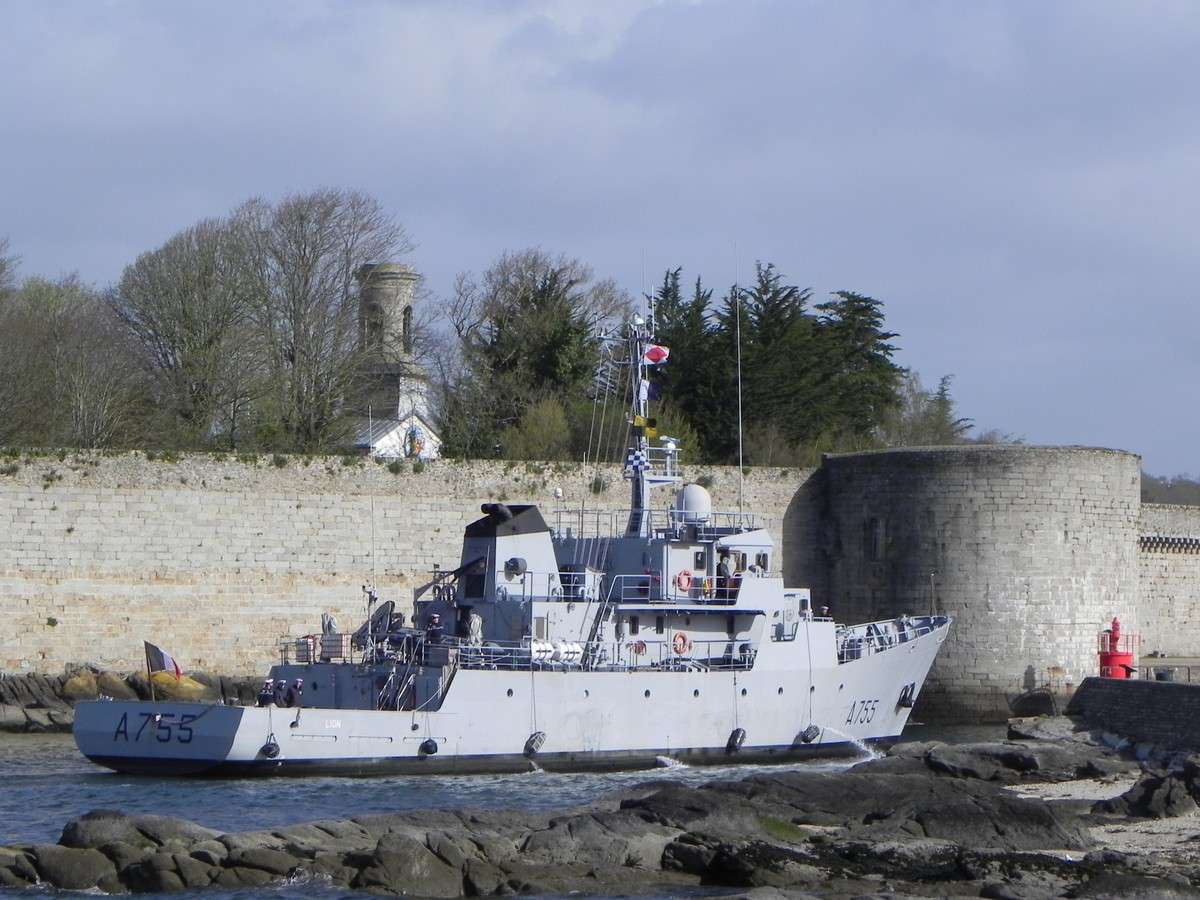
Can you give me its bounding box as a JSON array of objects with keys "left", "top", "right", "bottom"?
[{"left": 74, "top": 617, "right": 948, "bottom": 776}]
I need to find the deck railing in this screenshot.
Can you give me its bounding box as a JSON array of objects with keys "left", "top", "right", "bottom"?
[{"left": 836, "top": 615, "right": 948, "bottom": 663}]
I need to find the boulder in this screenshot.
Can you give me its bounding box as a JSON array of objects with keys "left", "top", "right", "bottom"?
[
  {"left": 61, "top": 669, "right": 98, "bottom": 702},
  {"left": 30, "top": 844, "right": 116, "bottom": 890},
  {"left": 355, "top": 833, "right": 463, "bottom": 898},
  {"left": 1095, "top": 772, "right": 1199, "bottom": 819},
  {"left": 149, "top": 671, "right": 220, "bottom": 701},
  {"left": 96, "top": 671, "right": 139, "bottom": 701},
  {"left": 60, "top": 809, "right": 220, "bottom": 850},
  {"left": 0, "top": 704, "right": 25, "bottom": 732},
  {"left": 225, "top": 847, "right": 300, "bottom": 876}
]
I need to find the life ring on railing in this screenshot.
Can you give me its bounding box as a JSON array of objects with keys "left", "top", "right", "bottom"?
[
  {"left": 672, "top": 632, "right": 693, "bottom": 655},
  {"left": 675, "top": 570, "right": 693, "bottom": 592},
  {"left": 629, "top": 640, "right": 647, "bottom": 656}
]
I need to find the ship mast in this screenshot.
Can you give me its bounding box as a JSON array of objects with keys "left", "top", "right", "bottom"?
[{"left": 623, "top": 304, "right": 680, "bottom": 537}]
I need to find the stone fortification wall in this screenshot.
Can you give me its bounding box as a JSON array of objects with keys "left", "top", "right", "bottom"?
[
  {"left": 1067, "top": 676, "right": 1200, "bottom": 751},
  {"left": 792, "top": 446, "right": 1142, "bottom": 722},
  {"left": 0, "top": 452, "right": 810, "bottom": 675},
  {"left": 1138, "top": 503, "right": 1200, "bottom": 657}
]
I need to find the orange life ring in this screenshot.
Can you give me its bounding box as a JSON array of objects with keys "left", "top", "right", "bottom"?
[
  {"left": 675, "top": 570, "right": 693, "bottom": 592},
  {"left": 672, "top": 632, "right": 692, "bottom": 655}
]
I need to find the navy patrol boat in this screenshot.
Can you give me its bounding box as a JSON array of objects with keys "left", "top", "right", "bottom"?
[{"left": 74, "top": 317, "right": 951, "bottom": 775}]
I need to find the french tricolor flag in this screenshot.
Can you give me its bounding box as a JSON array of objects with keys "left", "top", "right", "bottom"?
[
  {"left": 144, "top": 641, "right": 182, "bottom": 681},
  {"left": 643, "top": 345, "right": 670, "bottom": 365}
]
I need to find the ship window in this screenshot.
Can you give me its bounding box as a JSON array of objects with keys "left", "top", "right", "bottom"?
[
  {"left": 693, "top": 551, "right": 705, "bottom": 569},
  {"left": 534, "top": 616, "right": 547, "bottom": 640},
  {"left": 630, "top": 616, "right": 640, "bottom": 635},
  {"left": 726, "top": 614, "right": 736, "bottom": 636},
  {"left": 655, "top": 616, "right": 665, "bottom": 635},
  {"left": 755, "top": 552, "right": 769, "bottom": 571}
]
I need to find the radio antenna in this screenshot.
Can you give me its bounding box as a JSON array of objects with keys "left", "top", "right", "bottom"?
[{"left": 734, "top": 245, "right": 744, "bottom": 513}]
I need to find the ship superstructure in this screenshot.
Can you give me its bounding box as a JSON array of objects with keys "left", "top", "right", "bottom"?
[{"left": 74, "top": 316, "right": 950, "bottom": 775}]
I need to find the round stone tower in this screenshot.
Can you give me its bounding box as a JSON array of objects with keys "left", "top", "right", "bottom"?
[
  {"left": 356, "top": 263, "right": 419, "bottom": 359},
  {"left": 798, "top": 445, "right": 1141, "bottom": 721}
]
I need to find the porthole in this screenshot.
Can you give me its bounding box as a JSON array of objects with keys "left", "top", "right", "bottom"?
[
  {"left": 311, "top": 682, "right": 319, "bottom": 690},
  {"left": 777, "top": 687, "right": 783, "bottom": 695},
  {"left": 741, "top": 688, "right": 748, "bottom": 697},
  {"left": 644, "top": 689, "right": 651, "bottom": 698},
  {"left": 506, "top": 688, "right": 514, "bottom": 698},
  {"left": 693, "top": 689, "right": 700, "bottom": 698},
  {"left": 584, "top": 689, "right": 590, "bottom": 698}
]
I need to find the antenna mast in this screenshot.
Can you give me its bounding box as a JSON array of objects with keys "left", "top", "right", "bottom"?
[{"left": 734, "top": 251, "right": 744, "bottom": 513}]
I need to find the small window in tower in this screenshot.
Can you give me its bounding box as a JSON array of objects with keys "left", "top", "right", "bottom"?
[
  {"left": 402, "top": 305, "right": 414, "bottom": 355},
  {"left": 655, "top": 616, "right": 665, "bottom": 634},
  {"left": 630, "top": 616, "right": 640, "bottom": 635}
]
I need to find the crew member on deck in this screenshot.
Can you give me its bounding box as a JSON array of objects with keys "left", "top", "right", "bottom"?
[
  {"left": 717, "top": 552, "right": 733, "bottom": 600},
  {"left": 425, "top": 613, "right": 445, "bottom": 645},
  {"left": 284, "top": 678, "right": 304, "bottom": 708},
  {"left": 257, "top": 679, "right": 275, "bottom": 707}
]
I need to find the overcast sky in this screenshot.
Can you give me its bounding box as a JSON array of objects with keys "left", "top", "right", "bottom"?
[{"left": 3, "top": 1, "right": 1198, "bottom": 474}]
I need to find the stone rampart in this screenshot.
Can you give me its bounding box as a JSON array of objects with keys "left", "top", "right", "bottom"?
[
  {"left": 1138, "top": 503, "right": 1200, "bottom": 657},
  {"left": 0, "top": 451, "right": 809, "bottom": 675},
  {"left": 792, "top": 445, "right": 1142, "bottom": 722},
  {"left": 1067, "top": 676, "right": 1200, "bottom": 750}
]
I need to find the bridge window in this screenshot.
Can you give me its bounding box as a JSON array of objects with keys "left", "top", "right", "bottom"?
[
  {"left": 655, "top": 616, "right": 665, "bottom": 635},
  {"left": 630, "top": 616, "right": 640, "bottom": 635}
]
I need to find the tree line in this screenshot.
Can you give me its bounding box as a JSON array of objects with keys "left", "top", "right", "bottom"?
[{"left": 1, "top": 189, "right": 984, "bottom": 464}]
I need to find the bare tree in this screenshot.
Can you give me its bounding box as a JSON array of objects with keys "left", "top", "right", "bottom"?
[
  {"left": 110, "top": 218, "right": 259, "bottom": 445},
  {"left": 242, "top": 189, "right": 411, "bottom": 450},
  {"left": 0, "top": 275, "right": 145, "bottom": 448},
  {"left": 0, "top": 237, "right": 17, "bottom": 296}
]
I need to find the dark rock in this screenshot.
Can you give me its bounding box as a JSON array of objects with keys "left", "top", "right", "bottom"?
[
  {"left": 705, "top": 840, "right": 822, "bottom": 888},
  {"left": 1071, "top": 872, "right": 1200, "bottom": 898},
  {"left": 30, "top": 843, "right": 117, "bottom": 890},
  {"left": 463, "top": 857, "right": 507, "bottom": 895},
  {"left": 215, "top": 865, "right": 275, "bottom": 887},
  {"left": 61, "top": 809, "right": 220, "bottom": 850},
  {"left": 97, "top": 840, "right": 152, "bottom": 871},
  {"left": 355, "top": 832, "right": 463, "bottom": 898},
  {"left": 172, "top": 852, "right": 218, "bottom": 887},
  {"left": 122, "top": 851, "right": 186, "bottom": 893},
  {"left": 1096, "top": 771, "right": 1199, "bottom": 818},
  {"left": 1008, "top": 689, "right": 1058, "bottom": 718},
  {"left": 225, "top": 846, "right": 300, "bottom": 876}
]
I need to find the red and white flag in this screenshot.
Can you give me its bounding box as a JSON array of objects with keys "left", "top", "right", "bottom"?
[
  {"left": 144, "top": 641, "right": 182, "bottom": 680},
  {"left": 643, "top": 345, "right": 670, "bottom": 365}
]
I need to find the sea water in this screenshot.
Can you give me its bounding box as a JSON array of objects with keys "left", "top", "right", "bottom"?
[{"left": 0, "top": 724, "right": 1000, "bottom": 897}]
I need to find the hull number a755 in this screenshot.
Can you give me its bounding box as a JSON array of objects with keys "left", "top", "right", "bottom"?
[
  {"left": 846, "top": 699, "right": 879, "bottom": 726},
  {"left": 113, "top": 712, "right": 196, "bottom": 744}
]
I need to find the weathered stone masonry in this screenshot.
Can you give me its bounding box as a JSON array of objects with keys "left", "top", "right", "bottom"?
[{"left": 4, "top": 444, "right": 1200, "bottom": 722}]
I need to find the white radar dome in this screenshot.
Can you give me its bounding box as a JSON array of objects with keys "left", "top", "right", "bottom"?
[{"left": 672, "top": 483, "right": 713, "bottom": 525}]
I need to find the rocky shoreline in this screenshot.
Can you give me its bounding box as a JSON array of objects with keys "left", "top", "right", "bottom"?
[
  {"left": 7, "top": 716, "right": 1200, "bottom": 896},
  {"left": 0, "top": 669, "right": 257, "bottom": 733}
]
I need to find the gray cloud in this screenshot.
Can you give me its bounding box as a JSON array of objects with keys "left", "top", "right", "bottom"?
[{"left": 2, "top": 0, "right": 1198, "bottom": 472}]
